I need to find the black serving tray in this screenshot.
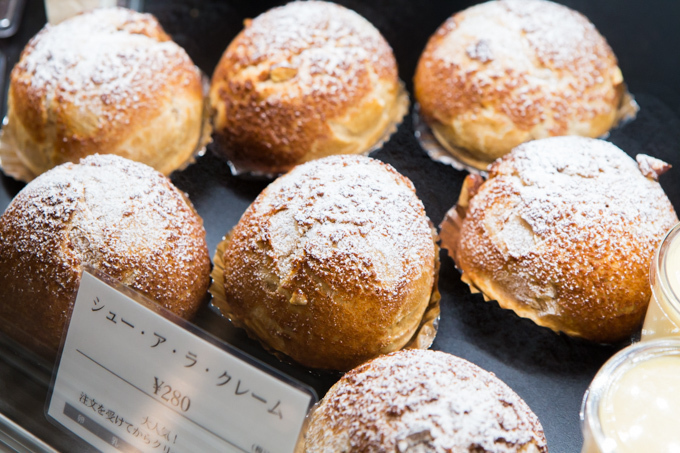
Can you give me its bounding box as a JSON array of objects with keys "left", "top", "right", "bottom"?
[{"left": 1, "top": 1, "right": 679, "bottom": 451}]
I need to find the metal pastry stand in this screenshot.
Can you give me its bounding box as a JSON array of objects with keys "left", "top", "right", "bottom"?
[{"left": 0, "top": 1, "right": 679, "bottom": 451}]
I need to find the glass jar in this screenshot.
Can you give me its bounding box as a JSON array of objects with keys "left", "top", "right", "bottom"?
[
  {"left": 580, "top": 338, "right": 680, "bottom": 453},
  {"left": 642, "top": 223, "right": 680, "bottom": 341}
]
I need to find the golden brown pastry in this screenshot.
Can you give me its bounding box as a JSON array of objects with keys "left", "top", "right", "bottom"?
[
  {"left": 0, "top": 154, "right": 211, "bottom": 357},
  {"left": 414, "top": 0, "right": 624, "bottom": 170},
  {"left": 219, "top": 155, "right": 436, "bottom": 371},
  {"left": 448, "top": 136, "right": 678, "bottom": 343},
  {"left": 3, "top": 7, "right": 206, "bottom": 181},
  {"left": 303, "top": 349, "right": 548, "bottom": 452},
  {"left": 209, "top": 1, "right": 408, "bottom": 175}
]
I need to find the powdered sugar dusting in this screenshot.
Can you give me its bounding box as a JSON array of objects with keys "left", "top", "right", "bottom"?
[
  {"left": 305, "top": 349, "right": 547, "bottom": 452},
  {"left": 426, "top": 0, "right": 620, "bottom": 130},
  {"left": 435, "top": 0, "right": 609, "bottom": 73},
  {"left": 219, "top": 155, "right": 435, "bottom": 370},
  {"left": 230, "top": 1, "right": 395, "bottom": 98},
  {"left": 489, "top": 137, "right": 675, "bottom": 250},
  {"left": 249, "top": 155, "right": 433, "bottom": 297},
  {"left": 0, "top": 154, "right": 210, "bottom": 319},
  {"left": 503, "top": 0, "right": 598, "bottom": 70},
  {"left": 457, "top": 137, "right": 678, "bottom": 337},
  {"left": 14, "top": 7, "right": 199, "bottom": 124}
]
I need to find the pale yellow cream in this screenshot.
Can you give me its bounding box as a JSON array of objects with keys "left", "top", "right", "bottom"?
[{"left": 599, "top": 356, "right": 680, "bottom": 453}]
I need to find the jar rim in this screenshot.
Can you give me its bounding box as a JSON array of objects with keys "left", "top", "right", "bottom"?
[
  {"left": 580, "top": 338, "right": 680, "bottom": 452},
  {"left": 654, "top": 222, "right": 680, "bottom": 319}
]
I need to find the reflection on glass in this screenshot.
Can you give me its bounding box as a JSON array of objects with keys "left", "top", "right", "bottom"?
[
  {"left": 580, "top": 339, "right": 680, "bottom": 453},
  {"left": 642, "top": 223, "right": 680, "bottom": 341}
]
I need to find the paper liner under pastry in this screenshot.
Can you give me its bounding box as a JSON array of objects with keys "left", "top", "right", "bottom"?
[
  {"left": 220, "top": 80, "right": 411, "bottom": 180},
  {"left": 440, "top": 165, "right": 653, "bottom": 347},
  {"left": 414, "top": 88, "right": 640, "bottom": 175},
  {"left": 208, "top": 224, "right": 441, "bottom": 371},
  {"left": 438, "top": 173, "right": 489, "bottom": 297},
  {"left": 413, "top": 104, "right": 490, "bottom": 176},
  {"left": 0, "top": 69, "right": 213, "bottom": 183},
  {"left": 440, "top": 173, "right": 564, "bottom": 305}
]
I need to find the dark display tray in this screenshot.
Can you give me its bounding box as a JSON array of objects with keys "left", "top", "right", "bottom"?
[{"left": 1, "top": 1, "right": 679, "bottom": 452}]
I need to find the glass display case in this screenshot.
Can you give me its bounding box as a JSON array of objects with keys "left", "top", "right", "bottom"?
[{"left": 0, "top": 1, "right": 679, "bottom": 451}]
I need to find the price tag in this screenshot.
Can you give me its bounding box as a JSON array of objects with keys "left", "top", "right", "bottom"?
[{"left": 47, "top": 268, "right": 316, "bottom": 453}]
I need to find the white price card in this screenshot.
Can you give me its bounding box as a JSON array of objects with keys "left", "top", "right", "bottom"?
[{"left": 47, "top": 268, "right": 317, "bottom": 453}]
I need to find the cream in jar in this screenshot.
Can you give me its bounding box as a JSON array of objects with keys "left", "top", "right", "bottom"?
[{"left": 580, "top": 339, "right": 680, "bottom": 453}]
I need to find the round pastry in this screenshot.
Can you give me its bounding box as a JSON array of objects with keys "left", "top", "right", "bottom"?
[
  {"left": 218, "top": 155, "right": 436, "bottom": 371},
  {"left": 414, "top": 0, "right": 624, "bottom": 171},
  {"left": 0, "top": 154, "right": 211, "bottom": 356},
  {"left": 4, "top": 7, "right": 205, "bottom": 181},
  {"left": 303, "top": 349, "right": 548, "bottom": 452},
  {"left": 451, "top": 136, "right": 678, "bottom": 343},
  {"left": 209, "top": 1, "right": 408, "bottom": 175}
]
